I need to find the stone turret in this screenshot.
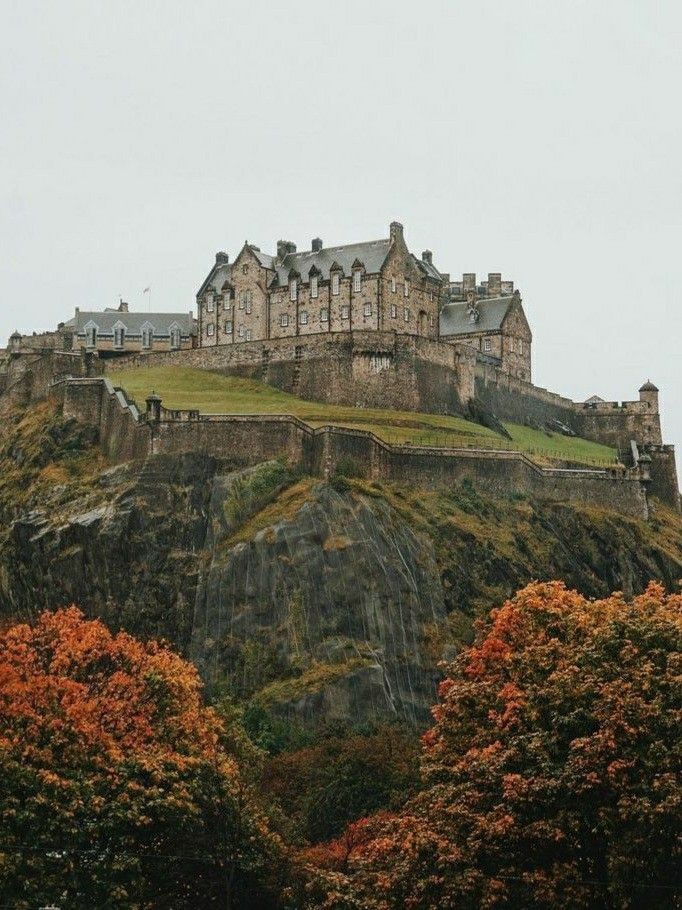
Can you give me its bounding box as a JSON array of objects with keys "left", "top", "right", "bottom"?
[
  {"left": 639, "top": 380, "right": 659, "bottom": 411},
  {"left": 9, "top": 331, "right": 22, "bottom": 354}
]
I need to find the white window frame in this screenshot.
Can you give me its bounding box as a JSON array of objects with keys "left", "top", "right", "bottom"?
[
  {"left": 509, "top": 338, "right": 515, "bottom": 353},
  {"left": 238, "top": 291, "right": 245, "bottom": 310},
  {"left": 238, "top": 325, "right": 244, "bottom": 339},
  {"left": 299, "top": 310, "right": 308, "bottom": 325},
  {"left": 391, "top": 277, "right": 396, "bottom": 293},
  {"left": 403, "top": 307, "right": 410, "bottom": 322},
  {"left": 245, "top": 290, "right": 252, "bottom": 314},
  {"left": 246, "top": 329, "right": 252, "bottom": 341},
  {"left": 483, "top": 338, "right": 492, "bottom": 353},
  {"left": 340, "top": 304, "right": 349, "bottom": 319},
  {"left": 206, "top": 295, "right": 215, "bottom": 313},
  {"left": 207, "top": 323, "right": 215, "bottom": 337},
  {"left": 169, "top": 324, "right": 181, "bottom": 349},
  {"left": 390, "top": 303, "right": 397, "bottom": 319},
  {"left": 519, "top": 340, "right": 524, "bottom": 355},
  {"left": 320, "top": 307, "right": 329, "bottom": 323},
  {"left": 113, "top": 324, "right": 125, "bottom": 348},
  {"left": 310, "top": 275, "right": 319, "bottom": 298},
  {"left": 290, "top": 278, "right": 298, "bottom": 301},
  {"left": 225, "top": 320, "right": 233, "bottom": 334},
  {"left": 353, "top": 271, "right": 362, "bottom": 292},
  {"left": 142, "top": 324, "right": 154, "bottom": 349},
  {"left": 363, "top": 302, "right": 372, "bottom": 317},
  {"left": 404, "top": 280, "right": 409, "bottom": 297},
  {"left": 331, "top": 273, "right": 340, "bottom": 296},
  {"left": 280, "top": 313, "right": 289, "bottom": 327}
]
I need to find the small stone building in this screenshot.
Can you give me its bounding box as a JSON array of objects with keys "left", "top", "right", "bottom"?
[
  {"left": 62, "top": 301, "right": 196, "bottom": 357},
  {"left": 197, "top": 222, "right": 444, "bottom": 347}
]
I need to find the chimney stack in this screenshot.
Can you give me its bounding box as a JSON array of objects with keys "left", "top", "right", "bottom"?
[
  {"left": 422, "top": 250, "right": 433, "bottom": 264},
  {"left": 118, "top": 298, "right": 129, "bottom": 313},
  {"left": 487, "top": 273, "right": 502, "bottom": 298},
  {"left": 277, "top": 240, "right": 297, "bottom": 259},
  {"left": 215, "top": 251, "right": 229, "bottom": 265},
  {"left": 312, "top": 238, "right": 323, "bottom": 252},
  {"left": 389, "top": 221, "right": 404, "bottom": 243},
  {"left": 463, "top": 272, "right": 476, "bottom": 292}
]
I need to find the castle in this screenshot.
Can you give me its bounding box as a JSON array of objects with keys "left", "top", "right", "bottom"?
[
  {"left": 196, "top": 222, "right": 532, "bottom": 382},
  {"left": 1, "top": 221, "right": 679, "bottom": 514}
]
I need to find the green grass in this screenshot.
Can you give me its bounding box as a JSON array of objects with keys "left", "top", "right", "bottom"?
[{"left": 111, "top": 366, "right": 619, "bottom": 467}]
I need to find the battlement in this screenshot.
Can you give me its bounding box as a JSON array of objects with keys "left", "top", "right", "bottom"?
[{"left": 448, "top": 273, "right": 515, "bottom": 299}]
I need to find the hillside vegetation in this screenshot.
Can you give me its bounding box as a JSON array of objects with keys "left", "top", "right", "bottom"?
[{"left": 113, "top": 365, "right": 618, "bottom": 466}]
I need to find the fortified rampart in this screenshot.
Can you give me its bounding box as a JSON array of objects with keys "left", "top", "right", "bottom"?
[
  {"left": 105, "top": 331, "right": 477, "bottom": 413},
  {"left": 46, "top": 376, "right": 654, "bottom": 520}
]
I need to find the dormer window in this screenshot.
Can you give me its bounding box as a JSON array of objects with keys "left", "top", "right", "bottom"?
[
  {"left": 290, "top": 278, "right": 298, "bottom": 301},
  {"left": 85, "top": 324, "right": 98, "bottom": 348},
  {"left": 353, "top": 271, "right": 362, "bottom": 292},
  {"left": 142, "top": 325, "right": 154, "bottom": 349},
  {"left": 311, "top": 275, "right": 319, "bottom": 298},
  {"left": 331, "top": 273, "right": 340, "bottom": 296},
  {"left": 113, "top": 325, "right": 125, "bottom": 348},
  {"left": 170, "top": 326, "right": 181, "bottom": 349}
]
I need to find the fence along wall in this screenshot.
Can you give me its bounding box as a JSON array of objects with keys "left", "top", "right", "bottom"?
[{"left": 49, "top": 376, "right": 650, "bottom": 519}]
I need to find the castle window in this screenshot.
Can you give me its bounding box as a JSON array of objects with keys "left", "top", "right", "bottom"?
[
  {"left": 142, "top": 327, "right": 154, "bottom": 349},
  {"left": 225, "top": 320, "right": 233, "bottom": 334},
  {"left": 390, "top": 303, "right": 397, "bottom": 318},
  {"left": 246, "top": 329, "right": 252, "bottom": 341},
  {"left": 519, "top": 340, "right": 524, "bottom": 355},
  {"left": 483, "top": 339, "right": 492, "bottom": 352},
  {"left": 207, "top": 323, "right": 215, "bottom": 337},
  {"left": 353, "top": 271, "right": 362, "bottom": 292},
  {"left": 332, "top": 273, "right": 340, "bottom": 296},
  {"left": 206, "top": 296, "right": 215, "bottom": 313},
  {"left": 299, "top": 310, "right": 308, "bottom": 325},
  {"left": 509, "top": 338, "right": 515, "bottom": 353},
  {"left": 403, "top": 307, "right": 410, "bottom": 322},
  {"left": 363, "top": 302, "right": 372, "bottom": 317},
  {"left": 391, "top": 277, "right": 396, "bottom": 293},
  {"left": 341, "top": 305, "right": 349, "bottom": 319},
  {"left": 114, "top": 326, "right": 125, "bottom": 348},
  {"left": 245, "top": 290, "right": 252, "bottom": 314},
  {"left": 290, "top": 278, "right": 298, "bottom": 301},
  {"left": 238, "top": 292, "right": 245, "bottom": 310},
  {"left": 320, "top": 307, "right": 329, "bottom": 322},
  {"left": 280, "top": 313, "right": 289, "bottom": 327},
  {"left": 404, "top": 281, "right": 409, "bottom": 297},
  {"left": 170, "top": 327, "right": 180, "bottom": 349},
  {"left": 238, "top": 325, "right": 244, "bottom": 339},
  {"left": 429, "top": 314, "right": 434, "bottom": 327},
  {"left": 311, "top": 275, "right": 319, "bottom": 298}
]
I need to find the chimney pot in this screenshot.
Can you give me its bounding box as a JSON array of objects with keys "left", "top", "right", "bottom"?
[
  {"left": 389, "top": 221, "right": 404, "bottom": 242},
  {"left": 312, "top": 238, "right": 323, "bottom": 252},
  {"left": 277, "top": 240, "right": 297, "bottom": 260},
  {"left": 422, "top": 250, "right": 432, "bottom": 264},
  {"left": 118, "top": 299, "right": 129, "bottom": 313},
  {"left": 487, "top": 273, "right": 502, "bottom": 297}
]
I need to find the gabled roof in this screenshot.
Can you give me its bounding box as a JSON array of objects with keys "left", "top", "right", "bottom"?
[
  {"left": 440, "top": 296, "right": 516, "bottom": 336},
  {"left": 197, "top": 261, "right": 232, "bottom": 298},
  {"left": 271, "top": 239, "right": 392, "bottom": 285},
  {"left": 411, "top": 254, "right": 442, "bottom": 282},
  {"left": 73, "top": 310, "right": 194, "bottom": 337}
]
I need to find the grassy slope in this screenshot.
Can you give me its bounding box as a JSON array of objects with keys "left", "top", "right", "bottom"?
[{"left": 113, "top": 366, "right": 618, "bottom": 466}]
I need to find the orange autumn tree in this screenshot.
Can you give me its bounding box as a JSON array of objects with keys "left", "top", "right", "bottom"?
[
  {"left": 306, "top": 582, "right": 682, "bottom": 909},
  {"left": 0, "top": 607, "right": 282, "bottom": 909}
]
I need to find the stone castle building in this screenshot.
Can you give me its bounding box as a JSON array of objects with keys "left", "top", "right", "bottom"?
[{"left": 196, "top": 221, "right": 532, "bottom": 381}]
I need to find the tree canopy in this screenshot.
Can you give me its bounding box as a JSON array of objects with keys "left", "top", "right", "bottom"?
[
  {"left": 306, "top": 582, "right": 682, "bottom": 909},
  {"left": 0, "top": 606, "right": 282, "bottom": 908}
]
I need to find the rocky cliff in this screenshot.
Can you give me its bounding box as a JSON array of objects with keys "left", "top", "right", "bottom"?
[{"left": 1, "top": 401, "right": 680, "bottom": 727}]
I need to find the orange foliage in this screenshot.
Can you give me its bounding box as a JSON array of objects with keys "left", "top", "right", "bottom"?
[{"left": 304, "top": 582, "right": 682, "bottom": 909}]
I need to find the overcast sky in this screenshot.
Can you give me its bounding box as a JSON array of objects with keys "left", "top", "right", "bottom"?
[{"left": 1, "top": 0, "right": 680, "bottom": 461}]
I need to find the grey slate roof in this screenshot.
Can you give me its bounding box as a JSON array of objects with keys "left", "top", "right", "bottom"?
[
  {"left": 271, "top": 239, "right": 392, "bottom": 285},
  {"left": 439, "top": 296, "right": 515, "bottom": 336},
  {"left": 411, "top": 254, "right": 442, "bottom": 282},
  {"left": 73, "top": 310, "right": 194, "bottom": 337},
  {"left": 198, "top": 261, "right": 233, "bottom": 298}
]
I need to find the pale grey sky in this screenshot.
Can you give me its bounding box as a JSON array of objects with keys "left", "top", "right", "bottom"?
[{"left": 1, "top": 0, "right": 680, "bottom": 459}]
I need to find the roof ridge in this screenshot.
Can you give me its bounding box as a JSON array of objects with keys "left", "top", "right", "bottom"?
[{"left": 287, "top": 237, "right": 390, "bottom": 257}]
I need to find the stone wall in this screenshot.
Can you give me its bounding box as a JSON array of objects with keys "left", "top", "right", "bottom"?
[
  {"left": 106, "top": 331, "right": 475, "bottom": 415},
  {"left": 48, "top": 376, "right": 651, "bottom": 519}
]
